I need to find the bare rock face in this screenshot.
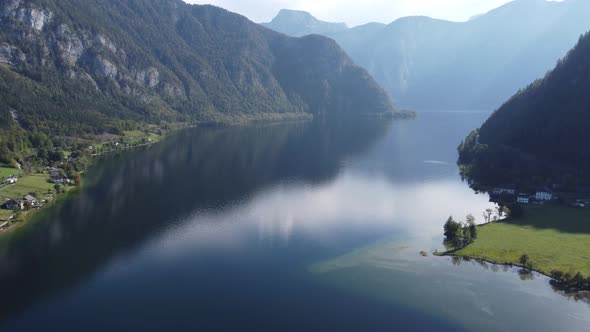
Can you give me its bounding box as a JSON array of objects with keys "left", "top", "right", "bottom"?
[
  {"left": 0, "top": 43, "right": 25, "bottom": 65},
  {"left": 92, "top": 56, "right": 118, "bottom": 79},
  {"left": 26, "top": 7, "right": 52, "bottom": 31},
  {"left": 163, "top": 82, "right": 184, "bottom": 98},
  {"left": 133, "top": 67, "right": 160, "bottom": 88},
  {"left": 145, "top": 68, "right": 160, "bottom": 88},
  {"left": 97, "top": 34, "right": 117, "bottom": 54},
  {"left": 56, "top": 24, "right": 85, "bottom": 65},
  {"left": 2, "top": 1, "right": 53, "bottom": 31}
]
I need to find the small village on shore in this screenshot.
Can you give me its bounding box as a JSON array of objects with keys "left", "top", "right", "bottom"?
[
  {"left": 0, "top": 166, "right": 77, "bottom": 231},
  {"left": 0, "top": 128, "right": 168, "bottom": 233},
  {"left": 489, "top": 184, "right": 590, "bottom": 208}
]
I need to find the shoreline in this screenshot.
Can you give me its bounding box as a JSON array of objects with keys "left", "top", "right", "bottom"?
[
  {"left": 436, "top": 205, "right": 590, "bottom": 294},
  {"left": 0, "top": 186, "right": 81, "bottom": 236},
  {"left": 0, "top": 114, "right": 415, "bottom": 235},
  {"left": 439, "top": 251, "right": 590, "bottom": 296},
  {"left": 438, "top": 249, "right": 551, "bottom": 278}
]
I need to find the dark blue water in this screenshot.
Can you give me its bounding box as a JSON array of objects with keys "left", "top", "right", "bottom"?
[{"left": 0, "top": 113, "right": 588, "bottom": 331}]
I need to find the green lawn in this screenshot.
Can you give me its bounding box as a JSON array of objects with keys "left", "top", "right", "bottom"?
[
  {"left": 0, "top": 174, "right": 60, "bottom": 202},
  {"left": 123, "top": 130, "right": 145, "bottom": 138},
  {"left": 0, "top": 173, "right": 76, "bottom": 222},
  {"left": 455, "top": 205, "right": 590, "bottom": 276},
  {"left": 0, "top": 167, "right": 21, "bottom": 178},
  {"left": 0, "top": 209, "right": 14, "bottom": 221}
]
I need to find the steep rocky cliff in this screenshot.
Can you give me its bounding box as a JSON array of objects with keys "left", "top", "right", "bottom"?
[{"left": 0, "top": 0, "right": 396, "bottom": 136}]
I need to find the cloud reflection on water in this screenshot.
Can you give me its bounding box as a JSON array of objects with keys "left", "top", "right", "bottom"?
[{"left": 152, "top": 169, "right": 493, "bottom": 255}]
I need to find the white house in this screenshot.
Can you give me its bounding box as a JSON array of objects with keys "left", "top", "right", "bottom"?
[
  {"left": 50, "top": 177, "right": 65, "bottom": 184},
  {"left": 5, "top": 176, "right": 17, "bottom": 184},
  {"left": 5, "top": 195, "right": 38, "bottom": 210},
  {"left": 24, "top": 195, "right": 38, "bottom": 205},
  {"left": 493, "top": 185, "right": 516, "bottom": 195},
  {"left": 535, "top": 191, "right": 553, "bottom": 201}
]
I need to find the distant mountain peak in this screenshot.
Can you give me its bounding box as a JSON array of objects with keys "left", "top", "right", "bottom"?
[
  {"left": 263, "top": 9, "right": 347, "bottom": 37},
  {"left": 273, "top": 9, "right": 346, "bottom": 25},
  {"left": 275, "top": 9, "right": 315, "bottom": 20},
  {"left": 262, "top": 0, "right": 590, "bottom": 110}
]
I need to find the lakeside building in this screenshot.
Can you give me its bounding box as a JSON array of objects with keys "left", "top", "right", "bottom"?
[
  {"left": 49, "top": 167, "right": 69, "bottom": 184},
  {"left": 535, "top": 190, "right": 553, "bottom": 201},
  {"left": 4, "top": 176, "right": 17, "bottom": 184},
  {"left": 493, "top": 185, "right": 516, "bottom": 195},
  {"left": 517, "top": 195, "right": 530, "bottom": 204},
  {"left": 4, "top": 195, "right": 39, "bottom": 210}
]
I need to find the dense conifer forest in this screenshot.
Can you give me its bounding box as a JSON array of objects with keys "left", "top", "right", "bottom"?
[{"left": 459, "top": 32, "right": 590, "bottom": 188}]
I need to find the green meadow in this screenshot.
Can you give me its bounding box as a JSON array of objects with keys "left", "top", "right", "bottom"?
[
  {"left": 0, "top": 167, "right": 21, "bottom": 178},
  {"left": 456, "top": 206, "right": 590, "bottom": 276},
  {"left": 0, "top": 174, "right": 56, "bottom": 200}
]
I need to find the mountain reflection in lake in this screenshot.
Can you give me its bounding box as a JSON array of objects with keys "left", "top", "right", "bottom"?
[{"left": 1, "top": 113, "right": 589, "bottom": 332}]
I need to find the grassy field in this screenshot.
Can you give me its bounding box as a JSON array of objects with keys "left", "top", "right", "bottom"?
[
  {"left": 0, "top": 173, "right": 76, "bottom": 222},
  {"left": 0, "top": 209, "right": 14, "bottom": 221},
  {"left": 0, "top": 167, "right": 21, "bottom": 178},
  {"left": 0, "top": 174, "right": 58, "bottom": 202},
  {"left": 123, "top": 130, "right": 162, "bottom": 143},
  {"left": 455, "top": 205, "right": 590, "bottom": 276}
]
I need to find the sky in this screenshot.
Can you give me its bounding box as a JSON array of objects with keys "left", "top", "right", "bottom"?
[{"left": 184, "top": 0, "right": 516, "bottom": 26}]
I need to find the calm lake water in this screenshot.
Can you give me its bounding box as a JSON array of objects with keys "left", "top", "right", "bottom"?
[{"left": 0, "top": 112, "right": 589, "bottom": 331}]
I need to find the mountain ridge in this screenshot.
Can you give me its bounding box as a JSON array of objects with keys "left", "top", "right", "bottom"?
[
  {"left": 0, "top": 0, "right": 397, "bottom": 135},
  {"left": 264, "top": 0, "right": 590, "bottom": 110},
  {"left": 0, "top": 0, "right": 401, "bottom": 165},
  {"left": 262, "top": 9, "right": 348, "bottom": 37}
]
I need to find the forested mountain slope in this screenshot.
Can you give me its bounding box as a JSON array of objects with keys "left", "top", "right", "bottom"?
[
  {"left": 458, "top": 32, "right": 590, "bottom": 187},
  {"left": 0, "top": 0, "right": 395, "bottom": 152}
]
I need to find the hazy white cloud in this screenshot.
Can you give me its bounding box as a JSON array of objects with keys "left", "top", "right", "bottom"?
[{"left": 184, "top": 0, "right": 515, "bottom": 26}]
